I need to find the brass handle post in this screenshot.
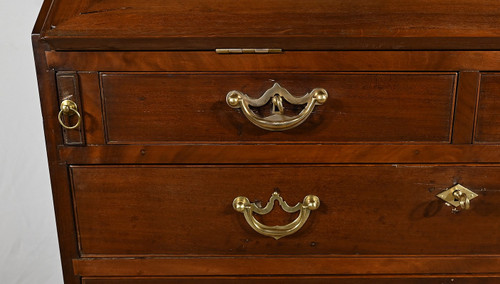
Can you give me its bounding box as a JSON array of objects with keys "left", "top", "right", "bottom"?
[
  {"left": 233, "top": 192, "right": 320, "bottom": 240},
  {"left": 58, "top": 100, "right": 81, "bottom": 130},
  {"left": 226, "top": 83, "right": 327, "bottom": 131}
]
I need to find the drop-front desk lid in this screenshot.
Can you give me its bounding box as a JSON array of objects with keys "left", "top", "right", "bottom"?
[{"left": 35, "top": 0, "right": 500, "bottom": 50}]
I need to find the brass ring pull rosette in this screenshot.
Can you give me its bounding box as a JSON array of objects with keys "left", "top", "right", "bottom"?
[
  {"left": 226, "top": 83, "right": 327, "bottom": 131},
  {"left": 436, "top": 184, "right": 478, "bottom": 211},
  {"left": 57, "top": 100, "right": 81, "bottom": 130},
  {"left": 233, "top": 192, "right": 320, "bottom": 240}
]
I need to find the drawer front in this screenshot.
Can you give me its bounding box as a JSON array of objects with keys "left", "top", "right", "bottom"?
[
  {"left": 101, "top": 72, "right": 456, "bottom": 144},
  {"left": 81, "top": 276, "right": 500, "bottom": 284},
  {"left": 71, "top": 165, "right": 499, "bottom": 257},
  {"left": 475, "top": 73, "right": 500, "bottom": 143}
]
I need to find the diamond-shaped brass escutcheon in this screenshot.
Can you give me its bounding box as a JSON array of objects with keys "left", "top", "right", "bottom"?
[{"left": 436, "top": 184, "right": 478, "bottom": 209}]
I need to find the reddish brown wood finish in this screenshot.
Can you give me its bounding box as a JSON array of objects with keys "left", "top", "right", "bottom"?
[
  {"left": 100, "top": 72, "right": 456, "bottom": 143},
  {"left": 82, "top": 275, "right": 500, "bottom": 284},
  {"left": 77, "top": 72, "right": 105, "bottom": 145},
  {"left": 74, "top": 256, "right": 500, "bottom": 276},
  {"left": 32, "top": 0, "right": 52, "bottom": 34},
  {"left": 41, "top": 0, "right": 500, "bottom": 50},
  {"left": 33, "top": 0, "right": 500, "bottom": 283},
  {"left": 46, "top": 51, "right": 500, "bottom": 72},
  {"left": 58, "top": 144, "right": 500, "bottom": 164},
  {"left": 475, "top": 73, "right": 500, "bottom": 143},
  {"left": 56, "top": 72, "right": 85, "bottom": 145},
  {"left": 32, "top": 36, "right": 80, "bottom": 284},
  {"left": 71, "top": 165, "right": 499, "bottom": 256},
  {"left": 452, "top": 72, "right": 480, "bottom": 144}
]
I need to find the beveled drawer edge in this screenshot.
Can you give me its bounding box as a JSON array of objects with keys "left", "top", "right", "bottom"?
[{"left": 73, "top": 256, "right": 500, "bottom": 277}]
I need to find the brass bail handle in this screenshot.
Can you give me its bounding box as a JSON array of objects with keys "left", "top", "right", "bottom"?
[
  {"left": 233, "top": 192, "right": 320, "bottom": 240},
  {"left": 58, "top": 100, "right": 81, "bottom": 130},
  {"left": 226, "top": 83, "right": 328, "bottom": 131}
]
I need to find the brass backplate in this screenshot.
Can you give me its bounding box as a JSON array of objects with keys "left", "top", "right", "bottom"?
[{"left": 436, "top": 184, "right": 478, "bottom": 208}]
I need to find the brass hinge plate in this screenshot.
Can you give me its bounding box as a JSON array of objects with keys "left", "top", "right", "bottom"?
[{"left": 216, "top": 48, "right": 282, "bottom": 54}]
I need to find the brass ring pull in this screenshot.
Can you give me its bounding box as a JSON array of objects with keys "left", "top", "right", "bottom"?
[
  {"left": 58, "top": 100, "right": 81, "bottom": 130},
  {"left": 436, "top": 184, "right": 478, "bottom": 211},
  {"left": 233, "top": 192, "right": 320, "bottom": 240},
  {"left": 226, "top": 83, "right": 328, "bottom": 131},
  {"left": 453, "top": 190, "right": 470, "bottom": 210}
]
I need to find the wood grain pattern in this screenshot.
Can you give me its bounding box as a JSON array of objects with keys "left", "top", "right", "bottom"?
[
  {"left": 71, "top": 165, "right": 500, "bottom": 257},
  {"left": 452, "top": 72, "right": 480, "bottom": 144},
  {"left": 56, "top": 71, "right": 85, "bottom": 145},
  {"left": 59, "top": 144, "right": 500, "bottom": 165},
  {"left": 40, "top": 0, "right": 500, "bottom": 50},
  {"left": 100, "top": 72, "right": 456, "bottom": 143},
  {"left": 32, "top": 1, "right": 500, "bottom": 282},
  {"left": 32, "top": 0, "right": 54, "bottom": 34},
  {"left": 79, "top": 72, "right": 105, "bottom": 144},
  {"left": 32, "top": 36, "right": 80, "bottom": 284},
  {"left": 74, "top": 256, "right": 500, "bottom": 276},
  {"left": 82, "top": 275, "right": 500, "bottom": 284},
  {"left": 46, "top": 51, "right": 500, "bottom": 72},
  {"left": 475, "top": 73, "right": 500, "bottom": 143}
]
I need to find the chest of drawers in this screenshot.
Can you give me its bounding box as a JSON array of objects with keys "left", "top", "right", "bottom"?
[{"left": 32, "top": 0, "right": 500, "bottom": 283}]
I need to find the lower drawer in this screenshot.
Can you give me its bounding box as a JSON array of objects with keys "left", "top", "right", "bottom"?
[
  {"left": 82, "top": 276, "right": 500, "bottom": 284},
  {"left": 70, "top": 165, "right": 500, "bottom": 257}
]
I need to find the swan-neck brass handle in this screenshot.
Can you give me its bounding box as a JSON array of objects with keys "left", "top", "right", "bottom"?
[
  {"left": 226, "top": 83, "right": 328, "bottom": 131},
  {"left": 233, "top": 192, "right": 320, "bottom": 240},
  {"left": 58, "top": 100, "right": 81, "bottom": 130},
  {"left": 436, "top": 184, "right": 478, "bottom": 211}
]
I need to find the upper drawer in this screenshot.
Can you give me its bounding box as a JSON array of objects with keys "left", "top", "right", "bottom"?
[{"left": 100, "top": 72, "right": 456, "bottom": 144}]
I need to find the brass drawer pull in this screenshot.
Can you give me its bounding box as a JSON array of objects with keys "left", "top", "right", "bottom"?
[
  {"left": 58, "top": 100, "right": 81, "bottom": 130},
  {"left": 226, "top": 83, "right": 328, "bottom": 131},
  {"left": 436, "top": 184, "right": 478, "bottom": 211},
  {"left": 233, "top": 192, "right": 320, "bottom": 239}
]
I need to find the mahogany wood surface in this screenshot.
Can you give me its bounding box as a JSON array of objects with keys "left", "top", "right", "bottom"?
[
  {"left": 475, "top": 73, "right": 500, "bottom": 143},
  {"left": 78, "top": 72, "right": 105, "bottom": 145},
  {"left": 59, "top": 144, "right": 500, "bottom": 164},
  {"left": 32, "top": 0, "right": 500, "bottom": 283},
  {"left": 56, "top": 71, "right": 85, "bottom": 145},
  {"left": 71, "top": 165, "right": 499, "bottom": 256},
  {"left": 46, "top": 51, "right": 500, "bottom": 72},
  {"left": 40, "top": 0, "right": 500, "bottom": 50},
  {"left": 32, "top": 0, "right": 53, "bottom": 35},
  {"left": 32, "top": 36, "right": 80, "bottom": 284},
  {"left": 100, "top": 72, "right": 456, "bottom": 143},
  {"left": 82, "top": 275, "right": 500, "bottom": 284},
  {"left": 452, "top": 72, "right": 481, "bottom": 144},
  {"left": 73, "top": 256, "right": 500, "bottom": 276}
]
